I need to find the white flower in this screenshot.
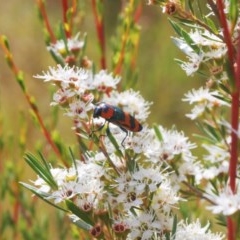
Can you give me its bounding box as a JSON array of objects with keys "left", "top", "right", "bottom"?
[
  {"left": 144, "top": 125, "right": 204, "bottom": 184},
  {"left": 173, "top": 219, "right": 225, "bottom": 240},
  {"left": 204, "top": 45, "right": 227, "bottom": 59},
  {"left": 34, "top": 65, "right": 89, "bottom": 85},
  {"left": 181, "top": 52, "right": 204, "bottom": 76},
  {"left": 183, "top": 87, "right": 229, "bottom": 119},
  {"left": 126, "top": 211, "right": 162, "bottom": 240},
  {"left": 132, "top": 166, "right": 165, "bottom": 193},
  {"left": 124, "top": 127, "right": 155, "bottom": 153},
  {"left": 204, "top": 186, "right": 240, "bottom": 216},
  {"left": 162, "top": 127, "right": 196, "bottom": 156},
  {"left": 33, "top": 176, "right": 51, "bottom": 193},
  {"left": 32, "top": 157, "right": 106, "bottom": 206},
  {"left": 64, "top": 99, "right": 93, "bottom": 119},
  {"left": 33, "top": 166, "right": 77, "bottom": 193},
  {"left": 185, "top": 104, "right": 206, "bottom": 120},
  {"left": 110, "top": 171, "right": 144, "bottom": 211},
  {"left": 109, "top": 164, "right": 172, "bottom": 213},
  {"left": 151, "top": 179, "right": 181, "bottom": 213},
  {"left": 47, "top": 33, "right": 85, "bottom": 55},
  {"left": 173, "top": 28, "right": 226, "bottom": 76},
  {"left": 50, "top": 88, "right": 75, "bottom": 106},
  {"left": 189, "top": 29, "right": 224, "bottom": 48},
  {"left": 153, "top": 126, "right": 196, "bottom": 162},
  {"left": 183, "top": 87, "right": 224, "bottom": 105},
  {"left": 92, "top": 70, "right": 121, "bottom": 92},
  {"left": 46, "top": 181, "right": 79, "bottom": 204},
  {"left": 140, "top": 126, "right": 200, "bottom": 180},
  {"left": 201, "top": 143, "right": 229, "bottom": 179}
]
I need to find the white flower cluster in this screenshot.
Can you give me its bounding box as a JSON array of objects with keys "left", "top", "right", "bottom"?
[
  {"left": 172, "top": 28, "right": 227, "bottom": 77},
  {"left": 47, "top": 33, "right": 85, "bottom": 63},
  {"left": 33, "top": 152, "right": 178, "bottom": 238},
  {"left": 32, "top": 60, "right": 211, "bottom": 237},
  {"left": 172, "top": 219, "right": 224, "bottom": 240},
  {"left": 32, "top": 148, "right": 223, "bottom": 239},
  {"left": 32, "top": 33, "right": 226, "bottom": 238},
  {"left": 183, "top": 87, "right": 230, "bottom": 120},
  {"left": 34, "top": 65, "right": 152, "bottom": 131},
  {"left": 169, "top": 0, "right": 240, "bottom": 229},
  {"left": 204, "top": 184, "right": 240, "bottom": 216},
  {"left": 30, "top": 104, "right": 214, "bottom": 239}
]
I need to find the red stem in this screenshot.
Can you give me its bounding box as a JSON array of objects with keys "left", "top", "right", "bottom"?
[
  {"left": 91, "top": 0, "right": 106, "bottom": 69},
  {"left": 134, "top": 2, "right": 142, "bottom": 23},
  {"left": 37, "top": 0, "right": 56, "bottom": 43},
  {"left": 217, "top": 0, "right": 239, "bottom": 194},
  {"left": 216, "top": 1, "right": 239, "bottom": 239},
  {"left": 0, "top": 39, "right": 67, "bottom": 166},
  {"left": 26, "top": 94, "right": 66, "bottom": 163}
]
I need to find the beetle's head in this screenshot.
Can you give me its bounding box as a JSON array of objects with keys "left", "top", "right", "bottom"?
[{"left": 93, "top": 106, "right": 102, "bottom": 118}]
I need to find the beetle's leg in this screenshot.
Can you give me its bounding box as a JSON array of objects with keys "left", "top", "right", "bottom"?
[
  {"left": 89, "top": 120, "right": 106, "bottom": 139},
  {"left": 105, "top": 124, "right": 125, "bottom": 148},
  {"left": 119, "top": 127, "right": 128, "bottom": 147},
  {"left": 91, "top": 120, "right": 106, "bottom": 132}
]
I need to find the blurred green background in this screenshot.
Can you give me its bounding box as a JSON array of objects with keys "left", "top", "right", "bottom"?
[
  {"left": 0, "top": 0, "right": 203, "bottom": 144},
  {"left": 0, "top": 0, "right": 204, "bottom": 239}
]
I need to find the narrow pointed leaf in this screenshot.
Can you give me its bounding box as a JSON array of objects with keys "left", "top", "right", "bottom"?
[
  {"left": 24, "top": 152, "right": 58, "bottom": 189},
  {"left": 106, "top": 127, "right": 124, "bottom": 157},
  {"left": 153, "top": 123, "right": 163, "bottom": 141},
  {"left": 20, "top": 182, "right": 68, "bottom": 212},
  {"left": 169, "top": 19, "right": 200, "bottom": 54},
  {"left": 229, "top": 0, "right": 238, "bottom": 28},
  {"left": 65, "top": 200, "right": 94, "bottom": 227}
]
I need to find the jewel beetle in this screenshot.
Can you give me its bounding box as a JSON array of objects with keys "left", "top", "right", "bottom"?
[{"left": 93, "top": 103, "right": 142, "bottom": 145}]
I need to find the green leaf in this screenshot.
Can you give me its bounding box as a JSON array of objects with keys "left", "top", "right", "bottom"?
[
  {"left": 24, "top": 152, "right": 58, "bottom": 189},
  {"left": 68, "top": 147, "right": 78, "bottom": 177},
  {"left": 204, "top": 124, "right": 220, "bottom": 141},
  {"left": 1, "top": 35, "right": 10, "bottom": 50},
  {"left": 106, "top": 127, "right": 124, "bottom": 157},
  {"left": 70, "top": 218, "right": 92, "bottom": 231},
  {"left": 204, "top": 17, "right": 218, "bottom": 34},
  {"left": 218, "top": 82, "right": 231, "bottom": 95},
  {"left": 175, "top": 19, "right": 202, "bottom": 28},
  {"left": 59, "top": 23, "right": 70, "bottom": 55},
  {"left": 48, "top": 48, "right": 65, "bottom": 66},
  {"left": 65, "top": 200, "right": 93, "bottom": 228},
  {"left": 225, "top": 59, "right": 235, "bottom": 88},
  {"left": 171, "top": 215, "right": 178, "bottom": 238},
  {"left": 196, "top": 0, "right": 203, "bottom": 18},
  {"left": 229, "top": 0, "right": 238, "bottom": 28},
  {"left": 196, "top": 122, "right": 221, "bottom": 143},
  {"left": 187, "top": 0, "right": 195, "bottom": 15},
  {"left": 153, "top": 123, "right": 163, "bottom": 141},
  {"left": 216, "top": 214, "right": 227, "bottom": 227},
  {"left": 20, "top": 182, "right": 68, "bottom": 213},
  {"left": 169, "top": 19, "right": 200, "bottom": 54}
]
